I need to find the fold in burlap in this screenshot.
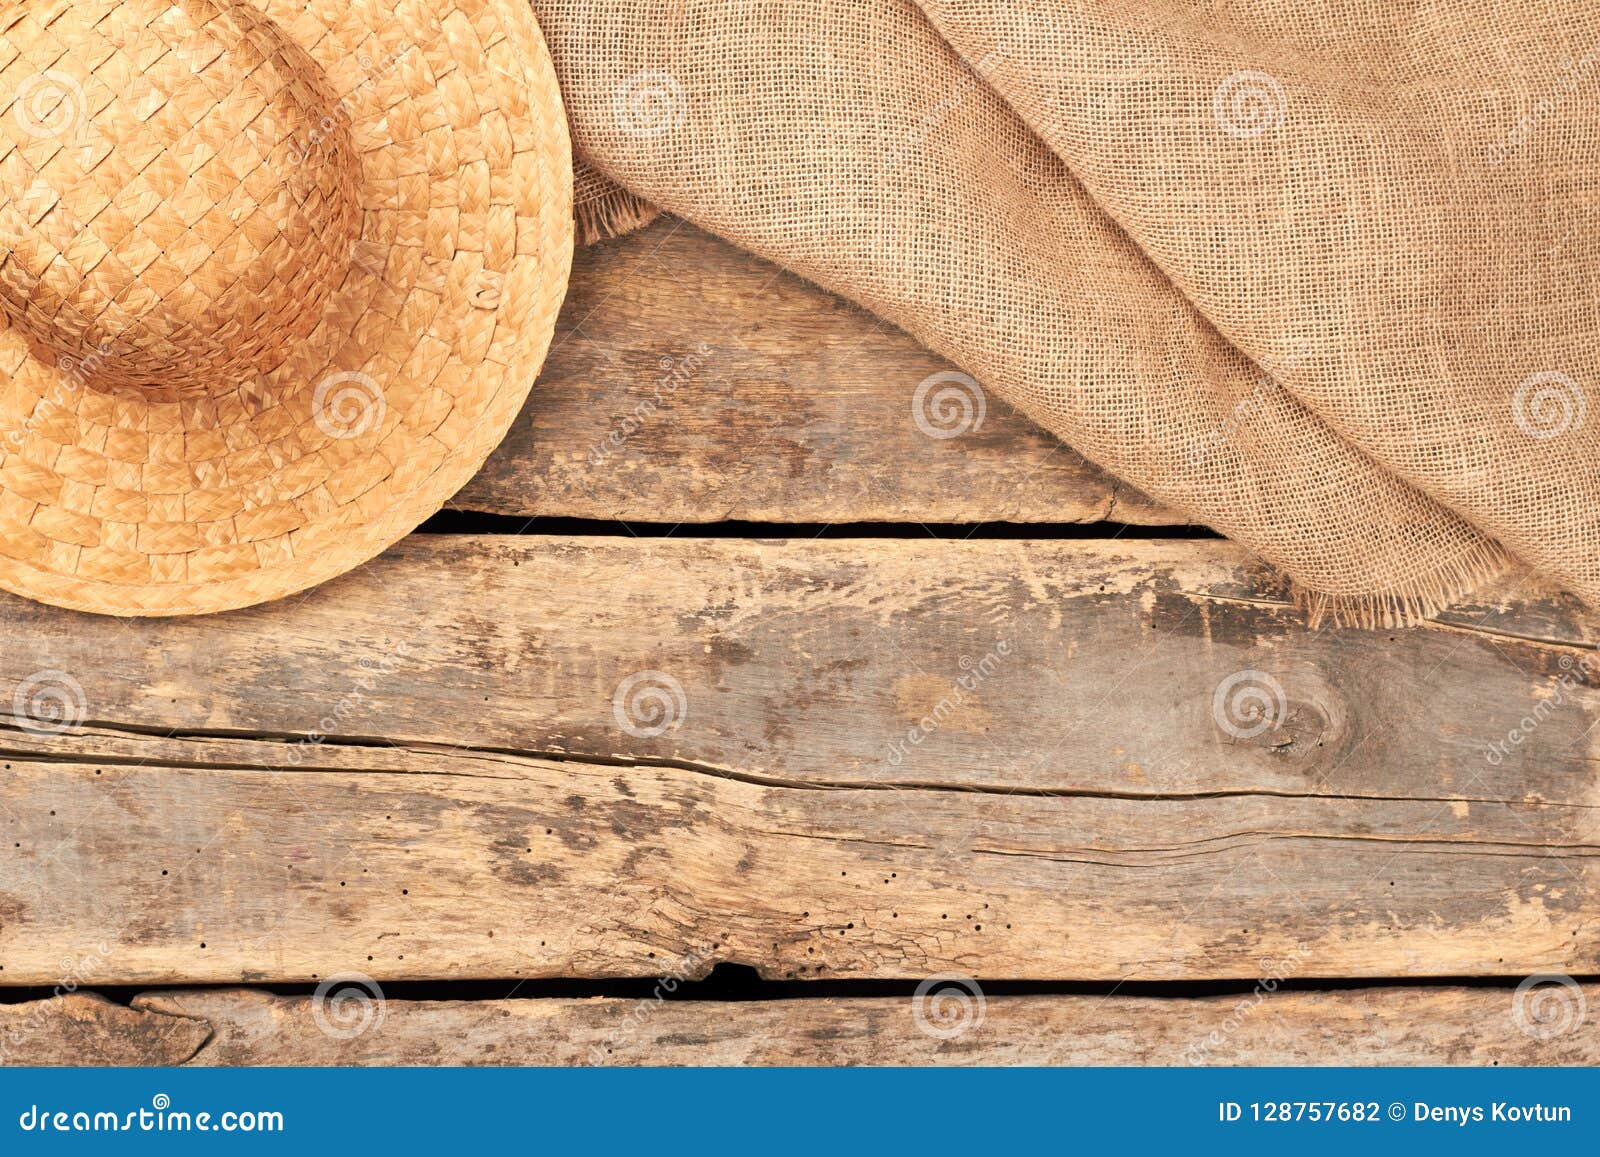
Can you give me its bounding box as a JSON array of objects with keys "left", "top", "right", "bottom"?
[{"left": 541, "top": 0, "right": 1600, "bottom": 623}]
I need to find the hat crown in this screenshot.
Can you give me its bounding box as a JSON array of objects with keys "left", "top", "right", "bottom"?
[{"left": 0, "top": 0, "right": 362, "bottom": 399}]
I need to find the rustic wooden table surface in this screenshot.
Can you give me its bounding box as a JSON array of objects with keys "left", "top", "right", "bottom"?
[{"left": 3, "top": 219, "right": 1597, "bottom": 1066}]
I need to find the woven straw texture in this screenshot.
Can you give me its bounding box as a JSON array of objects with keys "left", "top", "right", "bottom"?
[
  {"left": 0, "top": 0, "right": 573, "bottom": 616},
  {"left": 536, "top": 0, "right": 1600, "bottom": 624}
]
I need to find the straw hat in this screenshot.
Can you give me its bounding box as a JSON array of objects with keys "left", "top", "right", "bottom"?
[{"left": 0, "top": 0, "right": 574, "bottom": 616}]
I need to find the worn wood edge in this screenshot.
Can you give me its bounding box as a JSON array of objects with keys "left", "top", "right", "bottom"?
[
  {"left": 2, "top": 987, "right": 1587, "bottom": 1066},
  {"left": 0, "top": 993, "right": 209, "bottom": 1066},
  {"left": 455, "top": 219, "right": 1177, "bottom": 525}
]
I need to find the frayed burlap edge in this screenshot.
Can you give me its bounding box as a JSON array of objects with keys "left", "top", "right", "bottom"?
[
  {"left": 574, "top": 156, "right": 659, "bottom": 245},
  {"left": 576, "top": 183, "right": 660, "bottom": 245},
  {"left": 1296, "top": 537, "right": 1515, "bottom": 630},
  {"left": 562, "top": 166, "right": 1510, "bottom": 627}
]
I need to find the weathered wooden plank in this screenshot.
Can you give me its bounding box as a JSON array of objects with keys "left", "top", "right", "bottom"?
[
  {"left": 454, "top": 219, "right": 1174, "bottom": 524},
  {"left": 0, "top": 724, "right": 1595, "bottom": 984},
  {"left": 0, "top": 994, "right": 208, "bottom": 1066},
  {"left": 102, "top": 987, "right": 1600, "bottom": 1066},
  {"left": 2, "top": 535, "right": 1593, "bottom": 800},
  {"left": 2, "top": 536, "right": 1597, "bottom": 983}
]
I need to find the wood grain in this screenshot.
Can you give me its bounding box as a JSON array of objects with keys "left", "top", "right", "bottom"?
[
  {"left": 0, "top": 994, "right": 208, "bottom": 1066},
  {"left": 5, "top": 987, "right": 1590, "bottom": 1066},
  {"left": 1, "top": 536, "right": 1597, "bottom": 984},
  {"left": 454, "top": 219, "right": 1174, "bottom": 524}
]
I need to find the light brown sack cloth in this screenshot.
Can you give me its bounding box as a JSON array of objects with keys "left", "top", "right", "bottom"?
[{"left": 537, "top": 0, "right": 1600, "bottom": 624}]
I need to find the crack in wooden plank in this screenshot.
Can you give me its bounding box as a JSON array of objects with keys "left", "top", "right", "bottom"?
[
  {"left": 6, "top": 717, "right": 1597, "bottom": 812},
  {"left": 6, "top": 723, "right": 1596, "bottom": 812}
]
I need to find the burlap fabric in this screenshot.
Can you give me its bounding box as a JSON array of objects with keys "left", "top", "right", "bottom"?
[
  {"left": 574, "top": 157, "right": 659, "bottom": 245},
  {"left": 537, "top": 0, "right": 1600, "bottom": 624}
]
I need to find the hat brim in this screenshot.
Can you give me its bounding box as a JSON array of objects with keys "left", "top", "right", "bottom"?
[{"left": 0, "top": 0, "right": 574, "bottom": 616}]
